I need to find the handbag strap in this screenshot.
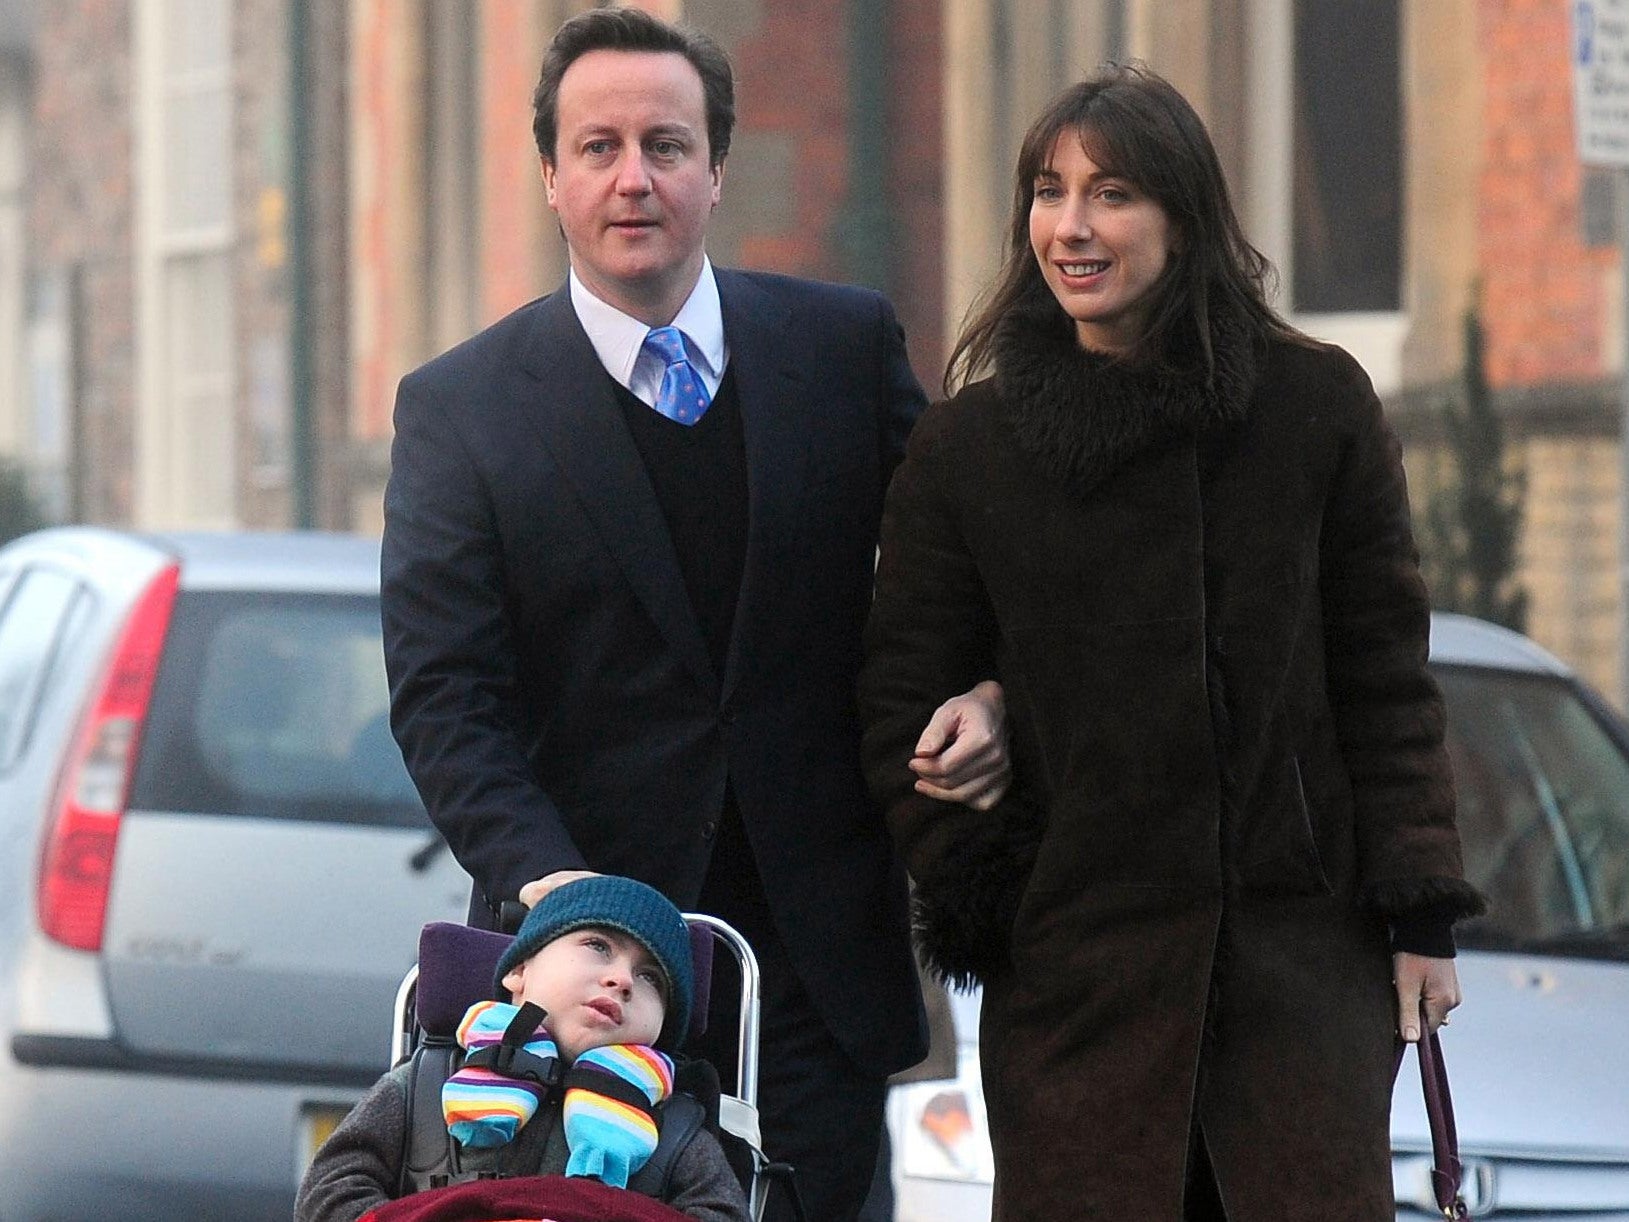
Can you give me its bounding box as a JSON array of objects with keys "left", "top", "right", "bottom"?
[{"left": 1391, "top": 1002, "right": 1467, "bottom": 1220}]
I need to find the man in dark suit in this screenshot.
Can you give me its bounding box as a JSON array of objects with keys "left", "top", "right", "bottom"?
[{"left": 381, "top": 9, "right": 1007, "bottom": 1220}]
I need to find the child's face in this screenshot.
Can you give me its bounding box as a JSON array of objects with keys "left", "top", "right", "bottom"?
[{"left": 500, "top": 925, "right": 668, "bottom": 1060}]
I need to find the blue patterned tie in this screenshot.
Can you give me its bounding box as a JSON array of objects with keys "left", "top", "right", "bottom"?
[{"left": 642, "top": 325, "right": 712, "bottom": 426}]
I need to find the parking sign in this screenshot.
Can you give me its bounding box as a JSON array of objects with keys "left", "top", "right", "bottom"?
[{"left": 1576, "top": 0, "right": 1629, "bottom": 165}]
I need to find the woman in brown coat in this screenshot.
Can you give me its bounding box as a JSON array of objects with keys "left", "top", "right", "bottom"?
[{"left": 859, "top": 67, "right": 1484, "bottom": 1221}]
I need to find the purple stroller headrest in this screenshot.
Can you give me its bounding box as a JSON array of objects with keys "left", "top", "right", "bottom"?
[
  {"left": 415, "top": 923, "right": 510, "bottom": 1037},
  {"left": 414, "top": 919, "right": 715, "bottom": 1045}
]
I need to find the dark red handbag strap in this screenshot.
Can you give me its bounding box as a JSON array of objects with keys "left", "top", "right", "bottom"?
[{"left": 1392, "top": 1002, "right": 1467, "bottom": 1220}]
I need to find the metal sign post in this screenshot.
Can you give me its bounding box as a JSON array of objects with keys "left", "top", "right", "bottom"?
[{"left": 1573, "top": 0, "right": 1629, "bottom": 707}]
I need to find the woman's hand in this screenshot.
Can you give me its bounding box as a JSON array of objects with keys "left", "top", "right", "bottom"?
[
  {"left": 909, "top": 680, "right": 1012, "bottom": 810},
  {"left": 1392, "top": 951, "right": 1462, "bottom": 1041}
]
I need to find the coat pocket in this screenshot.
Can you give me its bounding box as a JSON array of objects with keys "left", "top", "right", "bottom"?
[{"left": 1234, "top": 755, "right": 1333, "bottom": 896}]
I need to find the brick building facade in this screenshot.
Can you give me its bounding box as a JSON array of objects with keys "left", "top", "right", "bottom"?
[
  {"left": 26, "top": 0, "right": 137, "bottom": 523},
  {"left": 1392, "top": 0, "right": 1628, "bottom": 700},
  {"left": 22, "top": 0, "right": 350, "bottom": 530},
  {"left": 11, "top": 0, "right": 1629, "bottom": 700}
]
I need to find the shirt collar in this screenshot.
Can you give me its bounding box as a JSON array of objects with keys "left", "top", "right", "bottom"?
[{"left": 568, "top": 260, "right": 727, "bottom": 388}]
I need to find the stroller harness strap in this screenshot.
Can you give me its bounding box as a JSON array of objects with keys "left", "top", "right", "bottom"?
[
  {"left": 458, "top": 1043, "right": 562, "bottom": 1086},
  {"left": 457, "top": 1000, "right": 562, "bottom": 1087}
]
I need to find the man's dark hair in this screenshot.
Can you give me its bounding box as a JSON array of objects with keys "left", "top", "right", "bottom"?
[{"left": 532, "top": 7, "right": 735, "bottom": 167}]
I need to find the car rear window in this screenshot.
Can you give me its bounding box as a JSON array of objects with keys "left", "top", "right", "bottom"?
[
  {"left": 0, "top": 565, "right": 92, "bottom": 772},
  {"left": 1437, "top": 663, "right": 1629, "bottom": 953},
  {"left": 131, "top": 589, "right": 429, "bottom": 828}
]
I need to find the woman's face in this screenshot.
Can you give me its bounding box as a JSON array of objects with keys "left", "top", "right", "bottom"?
[{"left": 1028, "top": 132, "right": 1176, "bottom": 355}]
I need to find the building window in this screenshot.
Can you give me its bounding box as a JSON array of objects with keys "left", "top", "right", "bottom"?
[
  {"left": 1291, "top": 0, "right": 1401, "bottom": 312},
  {"left": 136, "top": 0, "right": 236, "bottom": 527}
]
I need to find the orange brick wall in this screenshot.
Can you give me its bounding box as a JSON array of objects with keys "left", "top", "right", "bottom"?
[
  {"left": 479, "top": 0, "right": 553, "bottom": 324},
  {"left": 731, "top": 2, "right": 852, "bottom": 277},
  {"left": 349, "top": 0, "right": 410, "bottom": 445},
  {"left": 730, "top": 0, "right": 944, "bottom": 388},
  {"left": 1477, "top": 0, "right": 1616, "bottom": 387}
]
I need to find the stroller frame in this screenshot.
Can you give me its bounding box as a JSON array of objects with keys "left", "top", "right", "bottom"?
[{"left": 390, "top": 911, "right": 781, "bottom": 1220}]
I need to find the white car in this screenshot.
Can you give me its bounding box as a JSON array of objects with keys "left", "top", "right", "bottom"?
[
  {"left": 0, "top": 529, "right": 468, "bottom": 1220},
  {"left": 889, "top": 612, "right": 1629, "bottom": 1221}
]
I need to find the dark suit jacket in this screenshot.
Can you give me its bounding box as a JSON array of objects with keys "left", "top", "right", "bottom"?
[{"left": 381, "top": 269, "right": 928, "bottom": 1075}]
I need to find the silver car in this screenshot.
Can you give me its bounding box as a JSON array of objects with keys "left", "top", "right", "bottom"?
[
  {"left": 889, "top": 612, "right": 1629, "bottom": 1221},
  {"left": 0, "top": 528, "right": 467, "bottom": 1220}
]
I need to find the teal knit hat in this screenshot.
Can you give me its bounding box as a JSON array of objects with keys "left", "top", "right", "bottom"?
[{"left": 494, "top": 876, "right": 694, "bottom": 1049}]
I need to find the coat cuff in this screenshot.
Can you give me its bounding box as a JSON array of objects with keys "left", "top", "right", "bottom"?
[
  {"left": 1358, "top": 875, "right": 1486, "bottom": 923},
  {"left": 907, "top": 796, "right": 1044, "bottom": 991},
  {"left": 1389, "top": 913, "right": 1457, "bottom": 958}
]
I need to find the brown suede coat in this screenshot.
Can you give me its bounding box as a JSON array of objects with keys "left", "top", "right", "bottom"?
[{"left": 860, "top": 308, "right": 1482, "bottom": 1222}]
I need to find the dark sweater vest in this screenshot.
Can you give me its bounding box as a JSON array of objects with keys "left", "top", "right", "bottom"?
[
  {"left": 611, "top": 371, "right": 770, "bottom": 974},
  {"left": 612, "top": 369, "right": 747, "bottom": 676}
]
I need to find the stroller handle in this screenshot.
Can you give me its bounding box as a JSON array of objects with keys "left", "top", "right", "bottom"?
[
  {"left": 391, "top": 964, "right": 419, "bottom": 1067},
  {"left": 683, "top": 911, "right": 762, "bottom": 1109}
]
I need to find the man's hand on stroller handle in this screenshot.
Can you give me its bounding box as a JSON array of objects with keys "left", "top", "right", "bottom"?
[{"left": 519, "top": 869, "right": 603, "bottom": 909}]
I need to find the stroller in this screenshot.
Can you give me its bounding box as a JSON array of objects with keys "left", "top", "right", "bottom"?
[{"left": 389, "top": 911, "right": 800, "bottom": 1221}]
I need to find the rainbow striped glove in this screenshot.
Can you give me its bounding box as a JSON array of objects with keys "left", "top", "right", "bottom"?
[
  {"left": 441, "top": 1000, "right": 560, "bottom": 1149},
  {"left": 562, "top": 1044, "right": 676, "bottom": 1187}
]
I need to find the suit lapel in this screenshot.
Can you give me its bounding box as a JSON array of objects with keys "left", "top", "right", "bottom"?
[
  {"left": 716, "top": 271, "right": 810, "bottom": 707},
  {"left": 518, "top": 289, "right": 717, "bottom": 698}
]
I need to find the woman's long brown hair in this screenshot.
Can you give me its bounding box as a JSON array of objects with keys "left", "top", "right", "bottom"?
[{"left": 944, "top": 64, "right": 1308, "bottom": 395}]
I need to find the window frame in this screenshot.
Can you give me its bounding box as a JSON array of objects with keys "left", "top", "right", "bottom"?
[
  {"left": 1244, "top": 0, "right": 1408, "bottom": 394},
  {"left": 133, "top": 0, "right": 238, "bottom": 529}
]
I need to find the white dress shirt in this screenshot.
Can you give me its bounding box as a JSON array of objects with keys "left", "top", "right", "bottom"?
[{"left": 568, "top": 261, "right": 729, "bottom": 409}]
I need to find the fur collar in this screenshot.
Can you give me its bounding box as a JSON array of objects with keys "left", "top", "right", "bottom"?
[{"left": 992, "top": 292, "right": 1258, "bottom": 492}]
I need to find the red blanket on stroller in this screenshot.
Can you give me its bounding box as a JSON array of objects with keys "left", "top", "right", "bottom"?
[{"left": 359, "top": 1175, "right": 692, "bottom": 1222}]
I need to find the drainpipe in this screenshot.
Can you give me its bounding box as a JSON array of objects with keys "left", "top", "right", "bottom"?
[
  {"left": 288, "top": 0, "right": 316, "bottom": 528},
  {"left": 840, "top": 0, "right": 893, "bottom": 294}
]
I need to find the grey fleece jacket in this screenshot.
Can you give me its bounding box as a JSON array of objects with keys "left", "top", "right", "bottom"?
[{"left": 295, "top": 1062, "right": 749, "bottom": 1222}]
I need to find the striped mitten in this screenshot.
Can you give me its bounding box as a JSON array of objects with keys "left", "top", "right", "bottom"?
[
  {"left": 562, "top": 1044, "right": 676, "bottom": 1187},
  {"left": 441, "top": 1000, "right": 560, "bottom": 1149}
]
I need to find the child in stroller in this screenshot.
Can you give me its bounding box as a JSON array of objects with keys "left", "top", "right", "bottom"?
[{"left": 296, "top": 876, "right": 751, "bottom": 1222}]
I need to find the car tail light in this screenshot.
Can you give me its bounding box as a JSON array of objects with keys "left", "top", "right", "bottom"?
[{"left": 38, "top": 562, "right": 179, "bottom": 951}]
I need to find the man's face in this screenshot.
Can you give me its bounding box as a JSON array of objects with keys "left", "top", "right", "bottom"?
[
  {"left": 501, "top": 926, "right": 668, "bottom": 1061},
  {"left": 542, "top": 49, "right": 724, "bottom": 325}
]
